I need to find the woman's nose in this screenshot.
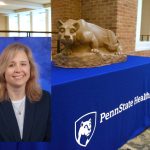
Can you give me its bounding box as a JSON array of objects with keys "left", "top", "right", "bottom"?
[{"left": 14, "top": 65, "right": 21, "bottom": 72}]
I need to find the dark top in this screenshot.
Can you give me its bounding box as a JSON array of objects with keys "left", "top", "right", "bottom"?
[{"left": 0, "top": 90, "right": 50, "bottom": 142}]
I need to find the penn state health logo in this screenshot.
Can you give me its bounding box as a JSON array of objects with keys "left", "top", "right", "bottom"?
[{"left": 75, "top": 112, "right": 97, "bottom": 147}]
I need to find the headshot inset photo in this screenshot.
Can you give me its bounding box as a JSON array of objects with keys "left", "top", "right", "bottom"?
[{"left": 0, "top": 37, "right": 51, "bottom": 142}]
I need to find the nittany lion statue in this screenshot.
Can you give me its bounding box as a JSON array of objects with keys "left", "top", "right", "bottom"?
[
  {"left": 77, "top": 118, "right": 92, "bottom": 146},
  {"left": 58, "top": 19, "right": 121, "bottom": 54},
  {"left": 53, "top": 19, "right": 126, "bottom": 68}
]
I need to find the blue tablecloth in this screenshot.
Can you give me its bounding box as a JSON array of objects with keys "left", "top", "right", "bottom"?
[{"left": 50, "top": 55, "right": 150, "bottom": 150}]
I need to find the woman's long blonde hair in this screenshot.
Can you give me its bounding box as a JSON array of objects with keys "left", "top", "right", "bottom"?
[{"left": 0, "top": 42, "right": 42, "bottom": 102}]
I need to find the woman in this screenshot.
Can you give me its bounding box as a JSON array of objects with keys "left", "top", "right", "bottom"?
[{"left": 0, "top": 43, "right": 50, "bottom": 142}]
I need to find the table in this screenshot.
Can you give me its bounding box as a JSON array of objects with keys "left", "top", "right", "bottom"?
[{"left": 50, "top": 56, "right": 150, "bottom": 150}]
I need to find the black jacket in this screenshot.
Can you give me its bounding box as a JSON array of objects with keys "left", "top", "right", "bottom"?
[{"left": 0, "top": 90, "right": 50, "bottom": 142}]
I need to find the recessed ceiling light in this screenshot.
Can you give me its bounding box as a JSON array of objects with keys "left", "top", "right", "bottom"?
[{"left": 0, "top": 1, "right": 7, "bottom": 5}]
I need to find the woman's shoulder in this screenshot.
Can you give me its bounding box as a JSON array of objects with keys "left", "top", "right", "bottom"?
[
  {"left": 42, "top": 90, "right": 51, "bottom": 98},
  {"left": 35, "top": 90, "right": 50, "bottom": 114},
  {"left": 40, "top": 90, "right": 51, "bottom": 104}
]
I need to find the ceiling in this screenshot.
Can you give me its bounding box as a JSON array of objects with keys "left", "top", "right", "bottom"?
[{"left": 0, "top": 0, "right": 50, "bottom": 14}]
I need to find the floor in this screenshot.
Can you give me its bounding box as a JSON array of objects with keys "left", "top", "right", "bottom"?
[{"left": 119, "top": 128, "right": 150, "bottom": 150}]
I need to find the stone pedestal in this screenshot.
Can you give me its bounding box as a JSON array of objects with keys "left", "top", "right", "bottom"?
[{"left": 53, "top": 52, "right": 127, "bottom": 68}]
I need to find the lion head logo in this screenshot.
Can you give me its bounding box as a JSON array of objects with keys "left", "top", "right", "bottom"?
[
  {"left": 75, "top": 112, "right": 97, "bottom": 147},
  {"left": 77, "top": 119, "right": 92, "bottom": 145}
]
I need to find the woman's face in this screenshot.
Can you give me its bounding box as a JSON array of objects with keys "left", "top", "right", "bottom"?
[{"left": 5, "top": 51, "right": 30, "bottom": 89}]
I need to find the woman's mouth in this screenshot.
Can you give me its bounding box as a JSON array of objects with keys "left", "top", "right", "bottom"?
[{"left": 13, "top": 75, "right": 24, "bottom": 79}]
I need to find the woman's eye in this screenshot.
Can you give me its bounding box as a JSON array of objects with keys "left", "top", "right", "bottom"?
[
  {"left": 8, "top": 64, "right": 14, "bottom": 67},
  {"left": 21, "top": 63, "right": 27, "bottom": 66}
]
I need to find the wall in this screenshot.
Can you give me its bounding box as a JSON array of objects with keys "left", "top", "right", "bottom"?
[
  {"left": 81, "top": 0, "right": 117, "bottom": 32},
  {"left": 0, "top": 14, "right": 7, "bottom": 36},
  {"left": 51, "top": 0, "right": 81, "bottom": 54},
  {"left": 51, "top": 0, "right": 81, "bottom": 31},
  {"left": 81, "top": 0, "right": 137, "bottom": 52},
  {"left": 116, "top": 0, "right": 137, "bottom": 53},
  {"left": 52, "top": 0, "right": 137, "bottom": 54}
]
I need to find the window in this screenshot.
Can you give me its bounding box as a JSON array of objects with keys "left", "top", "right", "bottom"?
[
  {"left": 32, "top": 9, "right": 47, "bottom": 37},
  {"left": 19, "top": 12, "right": 31, "bottom": 37},
  {"left": 140, "top": 0, "right": 150, "bottom": 41},
  {"left": 8, "top": 7, "right": 51, "bottom": 37},
  {"left": 8, "top": 14, "right": 19, "bottom": 37},
  {"left": 136, "top": 0, "right": 150, "bottom": 51},
  {"left": 48, "top": 8, "right": 51, "bottom": 36}
]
